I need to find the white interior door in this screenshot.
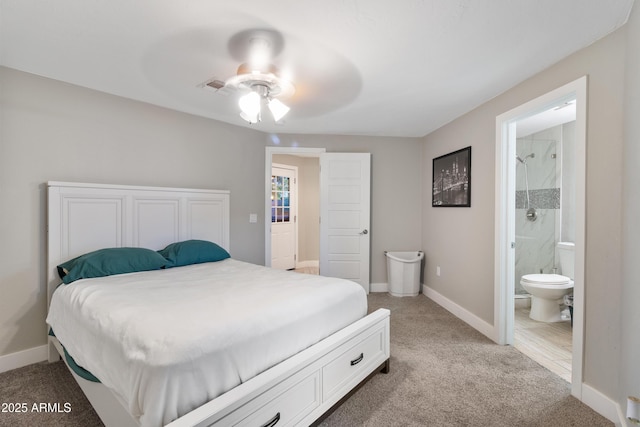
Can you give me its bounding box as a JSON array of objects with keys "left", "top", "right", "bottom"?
[
  {"left": 320, "top": 153, "right": 371, "bottom": 292},
  {"left": 271, "top": 165, "right": 297, "bottom": 270}
]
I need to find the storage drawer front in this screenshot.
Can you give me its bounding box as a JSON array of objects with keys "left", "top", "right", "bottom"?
[
  {"left": 233, "top": 371, "right": 320, "bottom": 427},
  {"left": 322, "top": 325, "right": 386, "bottom": 400}
]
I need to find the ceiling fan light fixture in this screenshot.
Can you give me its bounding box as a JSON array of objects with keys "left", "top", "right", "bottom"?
[
  {"left": 268, "top": 98, "right": 290, "bottom": 122},
  {"left": 226, "top": 65, "right": 295, "bottom": 99},
  {"left": 238, "top": 91, "right": 262, "bottom": 124},
  {"left": 221, "top": 33, "right": 295, "bottom": 125},
  {"left": 237, "top": 81, "right": 291, "bottom": 124}
]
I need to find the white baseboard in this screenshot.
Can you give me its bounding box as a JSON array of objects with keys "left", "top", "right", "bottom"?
[
  {"left": 370, "top": 282, "right": 388, "bottom": 293},
  {"left": 371, "top": 283, "right": 430, "bottom": 294},
  {"left": 0, "top": 345, "right": 48, "bottom": 373},
  {"left": 422, "top": 285, "right": 495, "bottom": 341},
  {"left": 581, "top": 383, "right": 627, "bottom": 425},
  {"left": 295, "top": 260, "right": 319, "bottom": 269}
]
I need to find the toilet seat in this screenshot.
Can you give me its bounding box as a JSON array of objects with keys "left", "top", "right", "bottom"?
[{"left": 521, "top": 273, "right": 572, "bottom": 286}]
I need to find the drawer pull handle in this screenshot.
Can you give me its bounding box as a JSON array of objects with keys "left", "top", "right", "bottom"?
[
  {"left": 261, "top": 412, "right": 280, "bottom": 427},
  {"left": 350, "top": 352, "right": 364, "bottom": 366}
]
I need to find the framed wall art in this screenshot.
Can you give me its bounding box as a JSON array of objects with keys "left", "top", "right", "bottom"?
[{"left": 432, "top": 146, "right": 471, "bottom": 207}]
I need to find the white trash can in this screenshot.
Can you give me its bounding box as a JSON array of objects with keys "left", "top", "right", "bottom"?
[{"left": 385, "top": 251, "right": 424, "bottom": 297}]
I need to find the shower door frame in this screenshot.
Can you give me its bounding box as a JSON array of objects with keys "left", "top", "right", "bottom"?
[{"left": 494, "top": 76, "right": 587, "bottom": 400}]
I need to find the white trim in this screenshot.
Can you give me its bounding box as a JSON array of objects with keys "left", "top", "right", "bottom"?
[
  {"left": 494, "top": 76, "right": 587, "bottom": 399},
  {"left": 370, "top": 282, "right": 388, "bottom": 293},
  {"left": 265, "top": 147, "right": 326, "bottom": 267},
  {"left": 572, "top": 77, "right": 588, "bottom": 400},
  {"left": 0, "top": 345, "right": 47, "bottom": 373},
  {"left": 47, "top": 181, "right": 219, "bottom": 194},
  {"left": 493, "top": 119, "right": 517, "bottom": 345},
  {"left": 423, "top": 285, "right": 495, "bottom": 341},
  {"left": 582, "top": 384, "right": 626, "bottom": 425},
  {"left": 372, "top": 282, "right": 431, "bottom": 294}
]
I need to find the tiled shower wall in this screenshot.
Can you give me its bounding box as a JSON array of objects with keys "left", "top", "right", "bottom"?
[{"left": 515, "top": 121, "right": 576, "bottom": 294}]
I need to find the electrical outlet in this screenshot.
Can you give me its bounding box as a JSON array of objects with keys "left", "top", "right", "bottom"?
[
  {"left": 436, "top": 266, "right": 441, "bottom": 277},
  {"left": 249, "top": 213, "right": 257, "bottom": 223}
]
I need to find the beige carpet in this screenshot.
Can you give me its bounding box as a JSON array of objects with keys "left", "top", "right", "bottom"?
[
  {"left": 0, "top": 358, "right": 102, "bottom": 427},
  {"left": 0, "top": 293, "right": 612, "bottom": 427},
  {"left": 320, "top": 294, "right": 611, "bottom": 426}
]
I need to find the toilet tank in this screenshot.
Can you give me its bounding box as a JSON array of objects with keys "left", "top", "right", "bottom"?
[{"left": 557, "top": 242, "right": 575, "bottom": 279}]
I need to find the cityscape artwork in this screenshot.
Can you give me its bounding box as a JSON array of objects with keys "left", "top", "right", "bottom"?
[{"left": 432, "top": 146, "right": 471, "bottom": 207}]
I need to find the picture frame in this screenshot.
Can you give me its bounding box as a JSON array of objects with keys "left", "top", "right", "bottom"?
[{"left": 432, "top": 146, "right": 471, "bottom": 207}]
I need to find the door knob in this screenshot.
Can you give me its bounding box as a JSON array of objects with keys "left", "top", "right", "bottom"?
[{"left": 360, "top": 229, "right": 368, "bottom": 235}]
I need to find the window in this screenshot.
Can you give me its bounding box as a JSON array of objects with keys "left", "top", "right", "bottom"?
[{"left": 271, "top": 175, "right": 291, "bottom": 223}]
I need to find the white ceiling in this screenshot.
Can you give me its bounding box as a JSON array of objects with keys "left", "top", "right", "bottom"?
[{"left": 0, "top": 0, "right": 634, "bottom": 137}]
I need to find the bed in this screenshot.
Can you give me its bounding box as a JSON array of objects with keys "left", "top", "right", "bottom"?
[{"left": 46, "top": 181, "right": 390, "bottom": 427}]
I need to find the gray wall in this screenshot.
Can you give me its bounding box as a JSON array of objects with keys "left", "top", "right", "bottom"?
[
  {"left": 0, "top": 66, "right": 423, "bottom": 358},
  {"left": 621, "top": 0, "right": 640, "bottom": 412},
  {"left": 421, "top": 27, "right": 627, "bottom": 402}
]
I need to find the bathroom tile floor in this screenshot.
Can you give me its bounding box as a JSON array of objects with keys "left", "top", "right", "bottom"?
[{"left": 514, "top": 305, "right": 573, "bottom": 383}]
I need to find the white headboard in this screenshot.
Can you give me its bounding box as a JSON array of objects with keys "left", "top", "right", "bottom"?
[{"left": 47, "top": 181, "right": 230, "bottom": 305}]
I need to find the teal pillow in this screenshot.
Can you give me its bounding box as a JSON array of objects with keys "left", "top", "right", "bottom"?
[
  {"left": 158, "top": 240, "right": 230, "bottom": 268},
  {"left": 57, "top": 247, "right": 168, "bottom": 284}
]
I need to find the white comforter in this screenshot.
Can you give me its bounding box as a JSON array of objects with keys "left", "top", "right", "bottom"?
[{"left": 46, "top": 259, "right": 367, "bottom": 427}]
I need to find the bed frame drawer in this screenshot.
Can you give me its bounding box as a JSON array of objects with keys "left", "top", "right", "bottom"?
[
  {"left": 321, "top": 321, "right": 387, "bottom": 401},
  {"left": 213, "top": 370, "right": 320, "bottom": 427}
]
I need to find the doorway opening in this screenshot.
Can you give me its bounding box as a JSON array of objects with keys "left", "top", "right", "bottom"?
[
  {"left": 513, "top": 114, "right": 576, "bottom": 383},
  {"left": 265, "top": 147, "right": 372, "bottom": 292},
  {"left": 494, "top": 76, "right": 587, "bottom": 399},
  {"left": 265, "top": 147, "right": 324, "bottom": 271}
]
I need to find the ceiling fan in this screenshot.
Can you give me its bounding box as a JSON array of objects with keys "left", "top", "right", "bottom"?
[{"left": 201, "top": 30, "right": 295, "bottom": 124}]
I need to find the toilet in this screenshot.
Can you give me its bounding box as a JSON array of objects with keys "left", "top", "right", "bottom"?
[{"left": 520, "top": 242, "right": 574, "bottom": 322}]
